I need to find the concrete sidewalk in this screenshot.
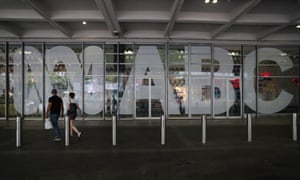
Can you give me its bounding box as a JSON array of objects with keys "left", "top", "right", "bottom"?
[{"left": 0, "top": 119, "right": 300, "bottom": 180}]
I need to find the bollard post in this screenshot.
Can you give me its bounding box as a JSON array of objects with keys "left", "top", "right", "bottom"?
[
  {"left": 16, "top": 116, "right": 21, "bottom": 147},
  {"left": 161, "top": 114, "right": 165, "bottom": 145},
  {"left": 65, "top": 116, "right": 69, "bottom": 146},
  {"left": 293, "top": 113, "right": 297, "bottom": 141},
  {"left": 247, "top": 113, "right": 252, "bottom": 142},
  {"left": 112, "top": 115, "right": 116, "bottom": 146},
  {"left": 202, "top": 114, "right": 206, "bottom": 144}
]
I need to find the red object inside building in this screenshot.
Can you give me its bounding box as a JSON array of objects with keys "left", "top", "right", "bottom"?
[
  {"left": 231, "top": 79, "right": 240, "bottom": 89},
  {"left": 260, "top": 72, "right": 271, "bottom": 77}
]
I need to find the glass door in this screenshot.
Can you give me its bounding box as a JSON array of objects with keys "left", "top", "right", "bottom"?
[
  {"left": 135, "top": 76, "right": 164, "bottom": 119},
  {"left": 135, "top": 77, "right": 150, "bottom": 118}
]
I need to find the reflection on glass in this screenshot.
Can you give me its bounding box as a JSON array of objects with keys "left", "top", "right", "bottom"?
[
  {"left": 45, "top": 44, "right": 83, "bottom": 116},
  {"left": 256, "top": 46, "right": 298, "bottom": 113},
  {"left": 214, "top": 46, "right": 241, "bottom": 117},
  {"left": 9, "top": 44, "right": 21, "bottom": 117},
  {"left": 24, "top": 44, "right": 43, "bottom": 118},
  {"left": 0, "top": 44, "right": 5, "bottom": 118},
  {"left": 1, "top": 43, "right": 299, "bottom": 120}
]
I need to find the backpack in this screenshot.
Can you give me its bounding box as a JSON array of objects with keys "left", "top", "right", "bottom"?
[{"left": 67, "top": 102, "right": 77, "bottom": 115}]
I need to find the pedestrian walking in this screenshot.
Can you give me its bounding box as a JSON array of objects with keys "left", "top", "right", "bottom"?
[{"left": 46, "top": 89, "right": 64, "bottom": 141}]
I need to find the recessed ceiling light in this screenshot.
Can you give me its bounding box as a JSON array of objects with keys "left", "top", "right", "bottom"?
[
  {"left": 204, "top": 0, "right": 218, "bottom": 4},
  {"left": 296, "top": 25, "right": 300, "bottom": 29},
  {"left": 82, "top": 21, "right": 87, "bottom": 25}
]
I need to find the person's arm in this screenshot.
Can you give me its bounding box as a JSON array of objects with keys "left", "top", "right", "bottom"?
[{"left": 46, "top": 102, "right": 52, "bottom": 118}]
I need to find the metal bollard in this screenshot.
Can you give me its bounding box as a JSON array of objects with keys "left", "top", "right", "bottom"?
[
  {"left": 293, "top": 113, "right": 297, "bottom": 141},
  {"left": 247, "top": 113, "right": 252, "bottom": 142},
  {"left": 112, "top": 115, "right": 116, "bottom": 146},
  {"left": 16, "top": 116, "right": 21, "bottom": 147},
  {"left": 202, "top": 114, "right": 206, "bottom": 144},
  {"left": 161, "top": 114, "right": 166, "bottom": 145},
  {"left": 65, "top": 116, "right": 69, "bottom": 146}
]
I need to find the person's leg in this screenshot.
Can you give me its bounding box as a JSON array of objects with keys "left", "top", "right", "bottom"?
[
  {"left": 70, "top": 119, "right": 81, "bottom": 137},
  {"left": 50, "top": 114, "right": 62, "bottom": 139},
  {"left": 69, "top": 116, "right": 73, "bottom": 136}
]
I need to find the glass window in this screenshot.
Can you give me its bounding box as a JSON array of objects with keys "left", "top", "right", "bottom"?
[
  {"left": 190, "top": 45, "right": 212, "bottom": 117},
  {"left": 0, "top": 43, "right": 5, "bottom": 119},
  {"left": 120, "top": 44, "right": 165, "bottom": 119},
  {"left": 243, "top": 46, "right": 257, "bottom": 114},
  {"left": 168, "top": 44, "right": 188, "bottom": 118},
  {"left": 23, "top": 43, "right": 43, "bottom": 120},
  {"left": 1, "top": 41, "right": 299, "bottom": 120},
  {"left": 214, "top": 45, "right": 242, "bottom": 117},
  {"left": 83, "top": 43, "right": 104, "bottom": 119},
  {"left": 8, "top": 43, "right": 22, "bottom": 118},
  {"left": 45, "top": 43, "right": 83, "bottom": 116},
  {"left": 257, "top": 46, "right": 299, "bottom": 114}
]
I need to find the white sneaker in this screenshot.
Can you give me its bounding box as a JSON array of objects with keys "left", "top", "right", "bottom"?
[{"left": 52, "top": 137, "right": 62, "bottom": 141}]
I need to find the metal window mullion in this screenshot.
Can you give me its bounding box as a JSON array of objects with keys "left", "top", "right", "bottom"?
[
  {"left": 149, "top": 76, "right": 151, "bottom": 118},
  {"left": 255, "top": 45, "right": 258, "bottom": 116},
  {"left": 117, "top": 44, "right": 120, "bottom": 120},
  {"left": 81, "top": 43, "right": 85, "bottom": 119},
  {"left": 188, "top": 44, "right": 191, "bottom": 118},
  {"left": 103, "top": 43, "right": 107, "bottom": 120},
  {"left": 21, "top": 42, "right": 25, "bottom": 119},
  {"left": 226, "top": 79, "right": 229, "bottom": 117},
  {"left": 165, "top": 43, "right": 168, "bottom": 118},
  {"left": 241, "top": 45, "right": 244, "bottom": 118},
  {"left": 163, "top": 42, "right": 169, "bottom": 117},
  {"left": 5, "top": 42, "right": 9, "bottom": 120},
  {"left": 211, "top": 44, "right": 214, "bottom": 117},
  {"left": 42, "top": 43, "right": 46, "bottom": 122},
  {"left": 133, "top": 44, "right": 136, "bottom": 119},
  {"left": 20, "top": 42, "right": 24, "bottom": 145},
  {"left": 298, "top": 46, "right": 300, "bottom": 114}
]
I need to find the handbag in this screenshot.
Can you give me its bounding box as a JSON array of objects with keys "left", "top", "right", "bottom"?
[{"left": 44, "top": 118, "right": 53, "bottom": 130}]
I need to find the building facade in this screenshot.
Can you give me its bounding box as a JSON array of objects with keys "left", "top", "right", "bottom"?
[{"left": 0, "top": 42, "right": 299, "bottom": 121}]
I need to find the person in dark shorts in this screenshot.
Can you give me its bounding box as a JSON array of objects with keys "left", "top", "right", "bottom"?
[
  {"left": 46, "top": 89, "right": 64, "bottom": 141},
  {"left": 67, "top": 92, "right": 82, "bottom": 138}
]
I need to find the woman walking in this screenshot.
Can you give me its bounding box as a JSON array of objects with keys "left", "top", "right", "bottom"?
[{"left": 67, "top": 92, "right": 82, "bottom": 138}]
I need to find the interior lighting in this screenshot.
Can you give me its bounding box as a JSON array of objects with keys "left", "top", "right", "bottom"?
[
  {"left": 296, "top": 25, "right": 300, "bottom": 29},
  {"left": 82, "top": 21, "right": 87, "bottom": 25},
  {"left": 204, "top": 0, "right": 218, "bottom": 3},
  {"left": 228, "top": 51, "right": 239, "bottom": 56},
  {"left": 280, "top": 52, "right": 287, "bottom": 56},
  {"left": 124, "top": 48, "right": 134, "bottom": 55},
  {"left": 177, "top": 49, "right": 185, "bottom": 54}
]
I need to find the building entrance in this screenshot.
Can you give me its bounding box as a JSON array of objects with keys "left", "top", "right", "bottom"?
[{"left": 135, "top": 76, "right": 164, "bottom": 119}]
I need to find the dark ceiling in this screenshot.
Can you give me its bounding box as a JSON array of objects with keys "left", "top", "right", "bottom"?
[{"left": 0, "top": 0, "right": 300, "bottom": 42}]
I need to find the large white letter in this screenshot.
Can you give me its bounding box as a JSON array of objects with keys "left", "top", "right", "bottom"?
[
  {"left": 13, "top": 46, "right": 43, "bottom": 114},
  {"left": 244, "top": 48, "right": 293, "bottom": 114},
  {"left": 81, "top": 46, "right": 104, "bottom": 114},
  {"left": 120, "top": 46, "right": 178, "bottom": 114},
  {"left": 190, "top": 46, "right": 235, "bottom": 114}
]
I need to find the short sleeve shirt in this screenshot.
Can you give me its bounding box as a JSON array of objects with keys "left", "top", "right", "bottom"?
[{"left": 48, "top": 95, "right": 63, "bottom": 115}]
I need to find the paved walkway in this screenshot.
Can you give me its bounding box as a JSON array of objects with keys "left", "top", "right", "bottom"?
[{"left": 0, "top": 118, "right": 300, "bottom": 180}]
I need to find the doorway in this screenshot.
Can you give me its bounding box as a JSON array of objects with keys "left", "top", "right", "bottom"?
[{"left": 135, "top": 76, "right": 164, "bottom": 119}]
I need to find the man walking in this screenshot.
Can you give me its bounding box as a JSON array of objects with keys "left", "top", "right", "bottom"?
[{"left": 46, "top": 89, "right": 64, "bottom": 141}]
